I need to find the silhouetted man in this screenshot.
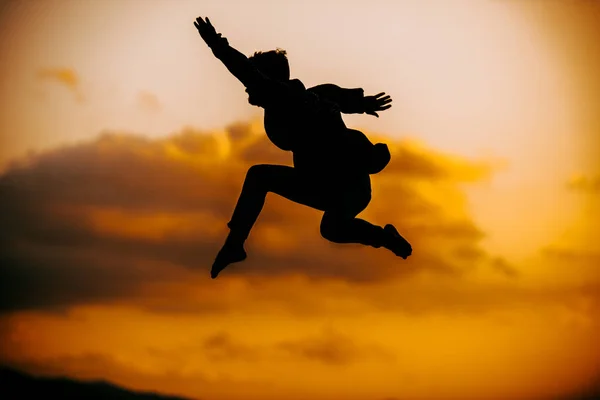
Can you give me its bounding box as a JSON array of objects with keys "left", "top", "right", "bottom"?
[{"left": 193, "top": 16, "right": 412, "bottom": 279}]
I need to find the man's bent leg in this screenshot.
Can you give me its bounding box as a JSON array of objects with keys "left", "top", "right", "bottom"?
[
  {"left": 320, "top": 213, "right": 386, "bottom": 247},
  {"left": 320, "top": 215, "right": 412, "bottom": 258},
  {"left": 212, "top": 164, "right": 329, "bottom": 278},
  {"left": 227, "top": 164, "right": 328, "bottom": 243},
  {"left": 318, "top": 174, "right": 384, "bottom": 247},
  {"left": 318, "top": 174, "right": 412, "bottom": 258}
]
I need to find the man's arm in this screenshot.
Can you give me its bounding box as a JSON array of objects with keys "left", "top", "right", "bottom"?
[
  {"left": 194, "top": 17, "right": 295, "bottom": 103},
  {"left": 308, "top": 83, "right": 392, "bottom": 118},
  {"left": 308, "top": 84, "right": 365, "bottom": 114}
]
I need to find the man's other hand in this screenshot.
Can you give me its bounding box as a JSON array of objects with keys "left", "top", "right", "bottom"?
[{"left": 364, "top": 92, "right": 392, "bottom": 118}]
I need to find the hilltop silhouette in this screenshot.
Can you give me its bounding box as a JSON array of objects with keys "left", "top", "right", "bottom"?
[{"left": 0, "top": 367, "right": 194, "bottom": 400}]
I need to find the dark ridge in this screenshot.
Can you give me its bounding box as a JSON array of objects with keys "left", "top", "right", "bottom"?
[{"left": 0, "top": 366, "right": 196, "bottom": 400}]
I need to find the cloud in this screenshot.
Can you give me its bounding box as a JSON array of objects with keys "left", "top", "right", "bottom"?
[
  {"left": 38, "top": 68, "right": 79, "bottom": 90},
  {"left": 37, "top": 67, "right": 84, "bottom": 102},
  {"left": 540, "top": 245, "right": 600, "bottom": 282},
  {"left": 201, "top": 332, "right": 260, "bottom": 362},
  {"left": 489, "top": 257, "right": 519, "bottom": 278},
  {"left": 137, "top": 91, "right": 162, "bottom": 113},
  {"left": 0, "top": 120, "right": 507, "bottom": 313},
  {"left": 144, "top": 329, "right": 393, "bottom": 366},
  {"left": 567, "top": 174, "right": 600, "bottom": 193},
  {"left": 384, "top": 139, "right": 498, "bottom": 182},
  {"left": 276, "top": 328, "right": 394, "bottom": 366},
  {"left": 0, "top": 240, "right": 196, "bottom": 313},
  {"left": 542, "top": 246, "right": 600, "bottom": 263}
]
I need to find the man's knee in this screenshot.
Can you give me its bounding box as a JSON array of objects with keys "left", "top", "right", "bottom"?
[
  {"left": 320, "top": 215, "right": 346, "bottom": 242},
  {"left": 245, "top": 164, "right": 271, "bottom": 188},
  {"left": 247, "top": 164, "right": 267, "bottom": 178},
  {"left": 245, "top": 164, "right": 293, "bottom": 195}
]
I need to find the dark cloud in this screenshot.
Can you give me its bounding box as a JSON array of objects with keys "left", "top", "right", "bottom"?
[
  {"left": 489, "top": 257, "right": 519, "bottom": 278},
  {"left": 540, "top": 246, "right": 600, "bottom": 280},
  {"left": 202, "top": 332, "right": 260, "bottom": 362},
  {"left": 276, "top": 328, "right": 394, "bottom": 366},
  {"left": 0, "top": 239, "right": 205, "bottom": 313},
  {"left": 542, "top": 246, "right": 600, "bottom": 263},
  {"left": 145, "top": 329, "right": 394, "bottom": 366},
  {"left": 0, "top": 120, "right": 505, "bottom": 313},
  {"left": 567, "top": 174, "right": 600, "bottom": 193}
]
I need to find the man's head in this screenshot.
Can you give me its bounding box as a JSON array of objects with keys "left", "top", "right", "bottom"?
[
  {"left": 246, "top": 48, "right": 290, "bottom": 106},
  {"left": 249, "top": 48, "right": 290, "bottom": 82}
]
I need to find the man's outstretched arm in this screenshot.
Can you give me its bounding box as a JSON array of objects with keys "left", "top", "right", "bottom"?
[
  {"left": 308, "top": 84, "right": 392, "bottom": 118},
  {"left": 194, "top": 16, "right": 300, "bottom": 106},
  {"left": 193, "top": 16, "right": 262, "bottom": 88}
]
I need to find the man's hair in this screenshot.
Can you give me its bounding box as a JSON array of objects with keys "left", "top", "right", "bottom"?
[{"left": 249, "top": 48, "right": 290, "bottom": 81}]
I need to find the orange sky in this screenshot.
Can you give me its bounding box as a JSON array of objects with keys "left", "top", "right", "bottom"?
[{"left": 0, "top": 1, "right": 599, "bottom": 400}]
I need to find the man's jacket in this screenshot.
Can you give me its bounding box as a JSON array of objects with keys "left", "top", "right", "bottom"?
[{"left": 208, "top": 35, "right": 390, "bottom": 175}]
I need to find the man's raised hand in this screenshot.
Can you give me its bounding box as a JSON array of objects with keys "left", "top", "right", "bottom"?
[
  {"left": 364, "top": 92, "right": 392, "bottom": 118},
  {"left": 193, "top": 16, "right": 225, "bottom": 47}
]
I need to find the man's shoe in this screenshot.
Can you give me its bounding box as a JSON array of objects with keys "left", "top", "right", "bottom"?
[
  {"left": 383, "top": 224, "right": 412, "bottom": 259},
  {"left": 210, "top": 244, "right": 247, "bottom": 279}
]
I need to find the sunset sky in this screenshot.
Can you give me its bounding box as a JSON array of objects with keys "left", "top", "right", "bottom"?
[{"left": 0, "top": 1, "right": 599, "bottom": 400}]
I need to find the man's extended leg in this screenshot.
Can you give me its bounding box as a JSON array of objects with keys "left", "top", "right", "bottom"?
[
  {"left": 320, "top": 214, "right": 412, "bottom": 258},
  {"left": 318, "top": 174, "right": 412, "bottom": 258},
  {"left": 211, "top": 164, "right": 331, "bottom": 278}
]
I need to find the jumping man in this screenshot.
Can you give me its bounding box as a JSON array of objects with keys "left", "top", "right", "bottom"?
[{"left": 193, "top": 16, "right": 412, "bottom": 279}]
